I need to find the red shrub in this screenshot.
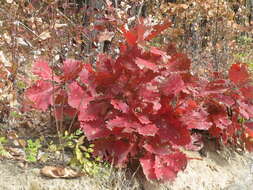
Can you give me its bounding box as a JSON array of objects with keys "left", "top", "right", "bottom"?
[{"left": 25, "top": 20, "right": 253, "bottom": 181}]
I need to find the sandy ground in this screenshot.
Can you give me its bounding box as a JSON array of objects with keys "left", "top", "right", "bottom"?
[{"left": 0, "top": 144, "right": 253, "bottom": 190}]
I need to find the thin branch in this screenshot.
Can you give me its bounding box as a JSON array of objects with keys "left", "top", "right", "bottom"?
[
  {"left": 137, "top": 1, "right": 144, "bottom": 18},
  {"left": 213, "top": 0, "right": 220, "bottom": 72},
  {"left": 114, "top": 0, "right": 118, "bottom": 8}
]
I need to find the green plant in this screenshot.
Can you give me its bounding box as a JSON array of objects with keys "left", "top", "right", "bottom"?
[
  {"left": 16, "top": 80, "right": 26, "bottom": 90},
  {"left": 62, "top": 129, "right": 83, "bottom": 149},
  {"left": 25, "top": 139, "right": 42, "bottom": 163},
  {"left": 10, "top": 111, "right": 22, "bottom": 119},
  {"left": 234, "top": 52, "right": 253, "bottom": 72},
  {"left": 0, "top": 136, "right": 8, "bottom": 144},
  {"left": 236, "top": 36, "right": 253, "bottom": 45},
  {"left": 0, "top": 136, "right": 9, "bottom": 157},
  {"left": 62, "top": 130, "right": 102, "bottom": 175}
]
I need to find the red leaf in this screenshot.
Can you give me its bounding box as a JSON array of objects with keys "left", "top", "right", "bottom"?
[
  {"left": 61, "top": 59, "right": 83, "bottom": 81},
  {"left": 53, "top": 90, "right": 77, "bottom": 120},
  {"left": 78, "top": 102, "right": 109, "bottom": 122},
  {"left": 112, "top": 141, "right": 135, "bottom": 167},
  {"left": 94, "top": 139, "right": 135, "bottom": 167},
  {"left": 244, "top": 138, "right": 253, "bottom": 152},
  {"left": 94, "top": 24, "right": 106, "bottom": 31},
  {"left": 110, "top": 140, "right": 135, "bottom": 167},
  {"left": 166, "top": 43, "right": 177, "bottom": 55},
  {"left": 121, "top": 25, "right": 138, "bottom": 46},
  {"left": 161, "top": 74, "right": 184, "bottom": 96},
  {"left": 136, "top": 19, "right": 146, "bottom": 43},
  {"left": 135, "top": 57, "right": 158, "bottom": 71},
  {"left": 150, "top": 47, "right": 167, "bottom": 57},
  {"left": 111, "top": 99, "right": 129, "bottom": 113},
  {"left": 240, "top": 86, "right": 253, "bottom": 99},
  {"left": 25, "top": 80, "right": 54, "bottom": 111},
  {"left": 54, "top": 105, "right": 77, "bottom": 120},
  {"left": 201, "top": 80, "right": 228, "bottom": 95},
  {"left": 33, "top": 59, "right": 60, "bottom": 82},
  {"left": 212, "top": 114, "right": 232, "bottom": 130},
  {"left": 181, "top": 108, "right": 212, "bottom": 130},
  {"left": 211, "top": 94, "right": 235, "bottom": 106},
  {"left": 161, "top": 151, "right": 187, "bottom": 172},
  {"left": 140, "top": 151, "right": 187, "bottom": 181},
  {"left": 175, "top": 99, "right": 197, "bottom": 115},
  {"left": 243, "top": 122, "right": 253, "bottom": 151},
  {"left": 67, "top": 82, "right": 93, "bottom": 110},
  {"left": 245, "top": 122, "right": 253, "bottom": 131},
  {"left": 80, "top": 120, "right": 110, "bottom": 140},
  {"left": 79, "top": 64, "right": 94, "bottom": 83},
  {"left": 166, "top": 53, "right": 190, "bottom": 72},
  {"left": 185, "top": 134, "right": 203, "bottom": 151},
  {"left": 229, "top": 63, "right": 249, "bottom": 85},
  {"left": 79, "top": 65, "right": 97, "bottom": 96},
  {"left": 157, "top": 118, "right": 191, "bottom": 146},
  {"left": 138, "top": 85, "right": 161, "bottom": 111},
  {"left": 96, "top": 54, "right": 115, "bottom": 73},
  {"left": 143, "top": 140, "right": 171, "bottom": 155},
  {"left": 139, "top": 153, "right": 157, "bottom": 180},
  {"left": 237, "top": 101, "right": 253, "bottom": 119},
  {"left": 134, "top": 113, "right": 151, "bottom": 124},
  {"left": 154, "top": 152, "right": 187, "bottom": 181},
  {"left": 154, "top": 162, "right": 176, "bottom": 181},
  {"left": 209, "top": 126, "right": 222, "bottom": 137},
  {"left": 137, "top": 124, "right": 159, "bottom": 136},
  {"left": 95, "top": 71, "right": 117, "bottom": 86},
  {"left": 106, "top": 116, "right": 141, "bottom": 133}
]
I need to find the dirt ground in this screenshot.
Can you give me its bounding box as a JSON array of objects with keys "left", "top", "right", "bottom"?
[{"left": 0, "top": 142, "right": 253, "bottom": 190}]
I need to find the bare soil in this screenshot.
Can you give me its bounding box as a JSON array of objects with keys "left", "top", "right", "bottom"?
[{"left": 0, "top": 142, "right": 253, "bottom": 190}]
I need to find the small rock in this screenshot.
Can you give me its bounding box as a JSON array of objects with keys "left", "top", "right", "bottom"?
[{"left": 17, "top": 162, "right": 28, "bottom": 169}]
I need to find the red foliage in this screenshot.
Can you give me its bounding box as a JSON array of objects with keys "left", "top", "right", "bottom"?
[
  {"left": 25, "top": 20, "right": 253, "bottom": 182},
  {"left": 25, "top": 80, "right": 54, "bottom": 111},
  {"left": 229, "top": 63, "right": 249, "bottom": 85},
  {"left": 32, "top": 59, "right": 60, "bottom": 82},
  {"left": 61, "top": 59, "right": 83, "bottom": 82}
]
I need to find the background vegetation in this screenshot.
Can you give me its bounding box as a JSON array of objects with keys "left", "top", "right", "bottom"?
[{"left": 0, "top": 0, "right": 252, "bottom": 189}]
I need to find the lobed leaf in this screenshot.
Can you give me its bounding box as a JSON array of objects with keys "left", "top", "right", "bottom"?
[
  {"left": 61, "top": 59, "right": 83, "bottom": 81},
  {"left": 25, "top": 80, "right": 54, "bottom": 111},
  {"left": 33, "top": 59, "right": 60, "bottom": 82},
  {"left": 229, "top": 63, "right": 249, "bottom": 85},
  {"left": 67, "top": 82, "right": 93, "bottom": 111}
]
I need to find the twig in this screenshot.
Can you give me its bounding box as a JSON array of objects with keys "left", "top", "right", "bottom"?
[
  {"left": 15, "top": 21, "right": 40, "bottom": 39},
  {"left": 137, "top": 2, "right": 144, "bottom": 18},
  {"left": 114, "top": 0, "right": 118, "bottom": 8},
  {"left": 55, "top": 8, "right": 90, "bottom": 41},
  {"left": 213, "top": 0, "right": 220, "bottom": 72},
  {"left": 0, "top": 8, "right": 40, "bottom": 38}
]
